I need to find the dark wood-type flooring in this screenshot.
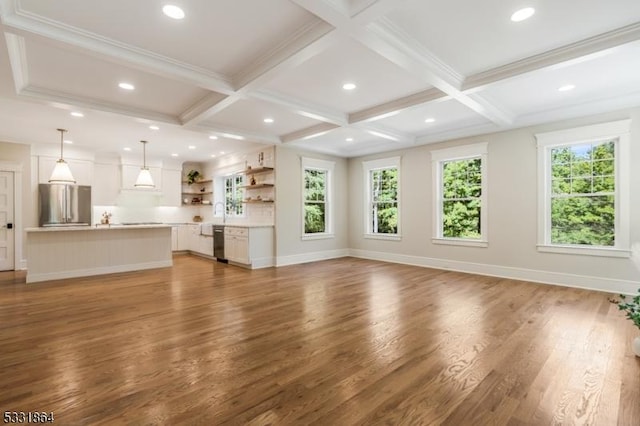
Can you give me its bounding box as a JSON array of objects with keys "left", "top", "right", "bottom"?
[{"left": 1, "top": 255, "right": 638, "bottom": 425}]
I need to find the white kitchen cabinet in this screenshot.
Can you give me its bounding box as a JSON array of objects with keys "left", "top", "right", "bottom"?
[
  {"left": 177, "top": 225, "right": 191, "bottom": 251},
  {"left": 93, "top": 162, "right": 120, "bottom": 205},
  {"left": 224, "top": 226, "right": 273, "bottom": 268},
  {"left": 38, "top": 156, "right": 94, "bottom": 186},
  {"left": 161, "top": 168, "right": 182, "bottom": 206},
  {"left": 225, "top": 227, "right": 249, "bottom": 265},
  {"left": 171, "top": 226, "right": 178, "bottom": 251},
  {"left": 197, "top": 235, "right": 214, "bottom": 257}
]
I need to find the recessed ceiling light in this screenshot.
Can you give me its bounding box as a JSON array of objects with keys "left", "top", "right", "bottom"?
[
  {"left": 220, "top": 151, "right": 225, "bottom": 155},
  {"left": 188, "top": 145, "right": 196, "bottom": 150},
  {"left": 149, "top": 125, "right": 159, "bottom": 130},
  {"left": 163, "top": 5, "right": 185, "bottom": 19},
  {"left": 511, "top": 7, "right": 535, "bottom": 22},
  {"left": 346, "top": 137, "right": 354, "bottom": 142},
  {"left": 211, "top": 154, "right": 216, "bottom": 158},
  {"left": 209, "top": 135, "right": 218, "bottom": 140},
  {"left": 424, "top": 118, "right": 436, "bottom": 123},
  {"left": 263, "top": 118, "right": 274, "bottom": 124},
  {"left": 63, "top": 139, "right": 73, "bottom": 144},
  {"left": 123, "top": 147, "right": 132, "bottom": 151},
  {"left": 70, "top": 111, "right": 84, "bottom": 117},
  {"left": 558, "top": 84, "right": 576, "bottom": 92},
  {"left": 342, "top": 82, "right": 356, "bottom": 91},
  {"left": 118, "top": 82, "right": 135, "bottom": 90},
  {"left": 171, "top": 153, "right": 179, "bottom": 157}
]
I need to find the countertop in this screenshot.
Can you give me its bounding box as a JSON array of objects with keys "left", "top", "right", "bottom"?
[{"left": 26, "top": 224, "right": 172, "bottom": 232}]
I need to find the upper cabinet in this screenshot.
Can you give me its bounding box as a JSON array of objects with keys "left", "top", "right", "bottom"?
[
  {"left": 121, "top": 164, "right": 162, "bottom": 191},
  {"left": 38, "top": 156, "right": 94, "bottom": 186}
]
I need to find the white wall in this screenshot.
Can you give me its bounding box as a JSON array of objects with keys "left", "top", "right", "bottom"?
[
  {"left": 275, "top": 145, "right": 349, "bottom": 265},
  {"left": 0, "top": 141, "right": 31, "bottom": 267},
  {"left": 348, "top": 108, "right": 640, "bottom": 294}
]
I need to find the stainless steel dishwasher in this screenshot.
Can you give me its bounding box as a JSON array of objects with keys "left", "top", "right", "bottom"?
[{"left": 213, "top": 225, "right": 227, "bottom": 263}]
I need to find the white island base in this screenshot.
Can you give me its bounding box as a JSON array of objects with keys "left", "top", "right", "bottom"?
[{"left": 25, "top": 225, "right": 173, "bottom": 283}]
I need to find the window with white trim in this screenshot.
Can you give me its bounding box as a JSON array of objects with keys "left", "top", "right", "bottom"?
[
  {"left": 536, "top": 119, "right": 630, "bottom": 257},
  {"left": 224, "top": 174, "right": 244, "bottom": 217},
  {"left": 302, "top": 157, "right": 334, "bottom": 239},
  {"left": 431, "top": 143, "right": 488, "bottom": 247},
  {"left": 363, "top": 157, "right": 400, "bottom": 240}
]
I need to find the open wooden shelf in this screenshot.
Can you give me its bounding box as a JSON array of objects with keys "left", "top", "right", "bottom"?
[
  {"left": 181, "top": 179, "right": 213, "bottom": 184},
  {"left": 182, "top": 192, "right": 213, "bottom": 195},
  {"left": 242, "top": 200, "right": 274, "bottom": 204},
  {"left": 241, "top": 167, "right": 273, "bottom": 175},
  {"left": 241, "top": 183, "right": 274, "bottom": 189}
]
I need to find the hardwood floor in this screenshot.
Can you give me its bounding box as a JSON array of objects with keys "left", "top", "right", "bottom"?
[{"left": 1, "top": 256, "right": 638, "bottom": 425}]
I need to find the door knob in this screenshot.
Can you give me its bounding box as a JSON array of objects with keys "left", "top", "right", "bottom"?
[{"left": 6, "top": 223, "right": 13, "bottom": 229}]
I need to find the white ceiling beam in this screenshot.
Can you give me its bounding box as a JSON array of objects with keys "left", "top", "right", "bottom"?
[
  {"left": 289, "top": 0, "right": 352, "bottom": 28},
  {"left": 251, "top": 89, "right": 348, "bottom": 126},
  {"left": 178, "top": 94, "right": 237, "bottom": 126},
  {"left": 352, "top": 122, "right": 415, "bottom": 144},
  {"left": 463, "top": 22, "right": 640, "bottom": 91},
  {"left": 349, "top": 88, "right": 446, "bottom": 123},
  {"left": 0, "top": 2, "right": 235, "bottom": 94},
  {"left": 352, "top": 0, "right": 411, "bottom": 25},
  {"left": 188, "top": 123, "right": 281, "bottom": 145},
  {"left": 290, "top": 1, "right": 515, "bottom": 126},
  {"left": 281, "top": 122, "right": 341, "bottom": 143},
  {"left": 20, "top": 86, "right": 181, "bottom": 124},
  {"left": 233, "top": 21, "right": 337, "bottom": 91},
  {"left": 4, "top": 32, "right": 28, "bottom": 93}
]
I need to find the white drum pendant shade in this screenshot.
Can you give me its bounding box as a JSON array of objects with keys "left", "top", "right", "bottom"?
[
  {"left": 49, "top": 128, "right": 76, "bottom": 184},
  {"left": 134, "top": 140, "right": 155, "bottom": 188},
  {"left": 135, "top": 168, "right": 154, "bottom": 188}
]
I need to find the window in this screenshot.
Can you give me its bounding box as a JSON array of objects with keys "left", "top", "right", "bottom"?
[
  {"left": 224, "top": 174, "right": 244, "bottom": 217},
  {"left": 431, "top": 143, "right": 488, "bottom": 247},
  {"left": 363, "top": 157, "right": 400, "bottom": 240},
  {"left": 536, "top": 120, "right": 630, "bottom": 257},
  {"left": 302, "top": 157, "right": 334, "bottom": 239}
]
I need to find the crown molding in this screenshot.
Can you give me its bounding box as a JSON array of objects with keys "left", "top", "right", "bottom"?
[
  {"left": 251, "top": 89, "right": 348, "bottom": 126},
  {"left": 349, "top": 87, "right": 446, "bottom": 123},
  {"left": 4, "top": 32, "right": 28, "bottom": 93},
  {"left": 513, "top": 90, "right": 640, "bottom": 129},
  {"left": 352, "top": 0, "right": 410, "bottom": 25},
  {"left": 2, "top": 1, "right": 235, "bottom": 94},
  {"left": 414, "top": 122, "right": 499, "bottom": 146},
  {"left": 463, "top": 22, "right": 640, "bottom": 91},
  {"left": 20, "top": 86, "right": 181, "bottom": 124},
  {"left": 352, "top": 122, "right": 415, "bottom": 144},
  {"left": 368, "top": 18, "right": 464, "bottom": 89},
  {"left": 232, "top": 20, "right": 336, "bottom": 91},
  {"left": 187, "top": 123, "right": 281, "bottom": 145},
  {"left": 281, "top": 122, "right": 340, "bottom": 143},
  {"left": 179, "top": 93, "right": 237, "bottom": 126}
]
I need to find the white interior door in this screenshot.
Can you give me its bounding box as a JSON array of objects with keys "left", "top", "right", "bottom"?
[{"left": 0, "top": 171, "right": 15, "bottom": 271}]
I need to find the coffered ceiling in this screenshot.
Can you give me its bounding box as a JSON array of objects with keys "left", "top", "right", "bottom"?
[{"left": 0, "top": 0, "right": 638, "bottom": 161}]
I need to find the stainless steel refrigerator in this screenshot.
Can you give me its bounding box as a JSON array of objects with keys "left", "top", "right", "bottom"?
[{"left": 38, "top": 184, "right": 92, "bottom": 227}]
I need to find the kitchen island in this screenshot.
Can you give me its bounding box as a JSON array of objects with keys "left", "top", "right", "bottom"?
[{"left": 25, "top": 225, "right": 172, "bottom": 283}]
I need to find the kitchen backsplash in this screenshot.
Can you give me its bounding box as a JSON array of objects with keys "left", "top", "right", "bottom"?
[{"left": 92, "top": 204, "right": 273, "bottom": 225}]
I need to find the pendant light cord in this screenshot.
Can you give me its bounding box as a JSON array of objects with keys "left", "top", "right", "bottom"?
[{"left": 57, "top": 128, "right": 67, "bottom": 160}]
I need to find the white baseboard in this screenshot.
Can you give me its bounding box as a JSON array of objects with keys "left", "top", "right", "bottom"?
[
  {"left": 26, "top": 260, "right": 173, "bottom": 284},
  {"left": 349, "top": 249, "right": 640, "bottom": 295},
  {"left": 19, "top": 258, "right": 27, "bottom": 270},
  {"left": 251, "top": 256, "right": 275, "bottom": 269},
  {"left": 276, "top": 249, "right": 350, "bottom": 267}
]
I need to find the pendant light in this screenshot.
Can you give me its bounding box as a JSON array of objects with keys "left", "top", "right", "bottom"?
[
  {"left": 49, "top": 128, "right": 76, "bottom": 184},
  {"left": 134, "top": 140, "right": 155, "bottom": 188}
]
